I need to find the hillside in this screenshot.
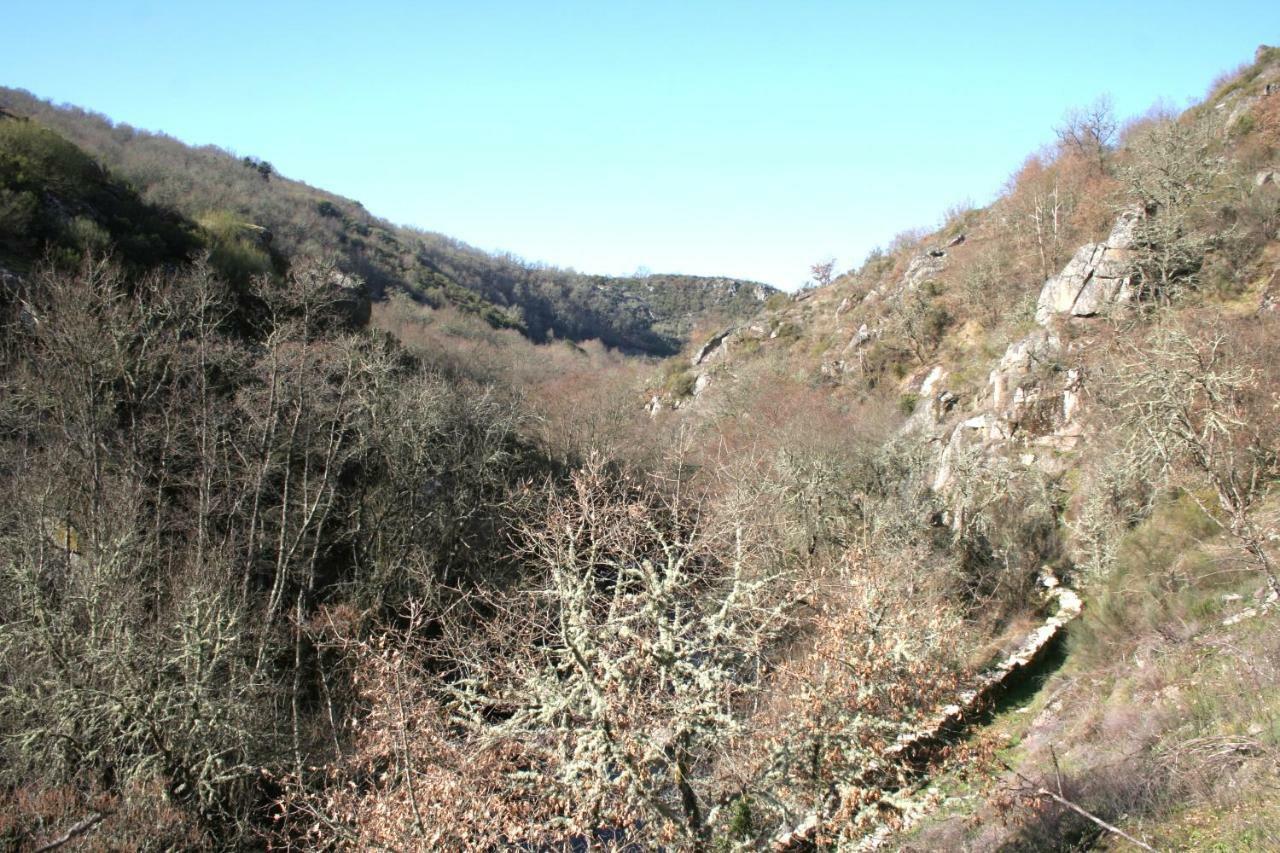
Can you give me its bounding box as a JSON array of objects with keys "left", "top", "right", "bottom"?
[
  {"left": 0, "top": 86, "right": 775, "bottom": 355},
  {"left": 638, "top": 43, "right": 1280, "bottom": 850},
  {"left": 2, "top": 41, "right": 1280, "bottom": 853}
]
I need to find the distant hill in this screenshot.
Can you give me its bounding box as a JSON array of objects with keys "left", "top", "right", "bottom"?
[{"left": 0, "top": 87, "right": 775, "bottom": 354}]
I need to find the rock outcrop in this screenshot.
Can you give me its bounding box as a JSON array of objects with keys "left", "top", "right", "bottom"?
[
  {"left": 932, "top": 325, "right": 1084, "bottom": 492},
  {"left": 1035, "top": 210, "right": 1140, "bottom": 324},
  {"left": 903, "top": 251, "right": 947, "bottom": 292},
  {"left": 691, "top": 327, "right": 735, "bottom": 366},
  {"left": 989, "top": 330, "right": 1060, "bottom": 411}
]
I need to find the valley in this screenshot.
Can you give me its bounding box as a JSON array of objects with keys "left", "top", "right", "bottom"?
[{"left": 2, "top": 41, "right": 1280, "bottom": 853}]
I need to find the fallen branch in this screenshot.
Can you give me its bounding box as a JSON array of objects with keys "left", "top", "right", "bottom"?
[
  {"left": 1005, "top": 762, "right": 1160, "bottom": 853},
  {"left": 33, "top": 812, "right": 107, "bottom": 852}
]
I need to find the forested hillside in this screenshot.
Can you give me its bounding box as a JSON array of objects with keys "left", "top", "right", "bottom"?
[
  {"left": 0, "top": 86, "right": 774, "bottom": 354},
  {"left": 1, "top": 43, "right": 1279, "bottom": 853}
]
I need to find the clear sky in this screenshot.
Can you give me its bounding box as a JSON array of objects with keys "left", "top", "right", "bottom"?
[{"left": 4, "top": 2, "right": 1277, "bottom": 289}]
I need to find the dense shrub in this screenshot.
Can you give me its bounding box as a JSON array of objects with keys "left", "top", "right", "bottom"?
[
  {"left": 0, "top": 256, "right": 534, "bottom": 846},
  {"left": 0, "top": 118, "right": 200, "bottom": 270}
]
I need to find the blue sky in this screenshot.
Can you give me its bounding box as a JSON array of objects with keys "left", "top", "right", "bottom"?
[{"left": 4, "top": 2, "right": 1276, "bottom": 289}]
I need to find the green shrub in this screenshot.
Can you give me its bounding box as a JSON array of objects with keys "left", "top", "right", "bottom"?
[
  {"left": 663, "top": 365, "right": 696, "bottom": 398},
  {"left": 196, "top": 210, "right": 274, "bottom": 282},
  {"left": 0, "top": 118, "right": 199, "bottom": 269},
  {"left": 1071, "top": 491, "right": 1224, "bottom": 668},
  {"left": 765, "top": 292, "right": 790, "bottom": 312},
  {"left": 1231, "top": 113, "right": 1256, "bottom": 137},
  {"left": 772, "top": 321, "right": 800, "bottom": 341}
]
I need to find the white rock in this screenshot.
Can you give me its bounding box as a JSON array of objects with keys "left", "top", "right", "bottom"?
[
  {"left": 1035, "top": 209, "right": 1140, "bottom": 325},
  {"left": 920, "top": 365, "right": 946, "bottom": 397}
]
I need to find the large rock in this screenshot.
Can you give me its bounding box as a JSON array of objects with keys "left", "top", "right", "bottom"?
[
  {"left": 903, "top": 251, "right": 947, "bottom": 291},
  {"left": 990, "top": 330, "right": 1060, "bottom": 411},
  {"left": 844, "top": 322, "right": 872, "bottom": 350},
  {"left": 1035, "top": 210, "right": 1140, "bottom": 325},
  {"left": 691, "top": 327, "right": 734, "bottom": 366},
  {"left": 932, "top": 414, "right": 995, "bottom": 492}
]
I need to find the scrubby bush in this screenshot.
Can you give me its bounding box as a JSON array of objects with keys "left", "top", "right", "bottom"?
[{"left": 0, "top": 255, "right": 533, "bottom": 846}]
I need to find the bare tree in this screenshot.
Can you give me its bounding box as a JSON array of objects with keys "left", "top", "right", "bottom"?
[
  {"left": 1056, "top": 95, "right": 1118, "bottom": 173},
  {"left": 809, "top": 258, "right": 836, "bottom": 289},
  {"left": 883, "top": 284, "right": 950, "bottom": 363},
  {"left": 1119, "top": 321, "right": 1280, "bottom": 596},
  {"left": 444, "top": 457, "right": 790, "bottom": 849},
  {"left": 1118, "top": 113, "right": 1229, "bottom": 302}
]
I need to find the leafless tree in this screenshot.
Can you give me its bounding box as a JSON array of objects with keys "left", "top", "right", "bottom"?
[
  {"left": 1056, "top": 95, "right": 1118, "bottom": 173},
  {"left": 1119, "top": 321, "right": 1280, "bottom": 596},
  {"left": 809, "top": 258, "right": 836, "bottom": 289},
  {"left": 1118, "top": 113, "right": 1230, "bottom": 302},
  {"left": 442, "top": 457, "right": 790, "bottom": 848}
]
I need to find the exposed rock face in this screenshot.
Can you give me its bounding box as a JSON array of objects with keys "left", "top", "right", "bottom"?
[
  {"left": 932, "top": 327, "right": 1083, "bottom": 491},
  {"left": 990, "top": 330, "right": 1060, "bottom": 411},
  {"left": 901, "top": 366, "right": 960, "bottom": 435},
  {"left": 845, "top": 322, "right": 872, "bottom": 350},
  {"left": 1035, "top": 210, "right": 1140, "bottom": 325},
  {"left": 691, "top": 327, "right": 734, "bottom": 366},
  {"left": 903, "top": 251, "right": 947, "bottom": 291},
  {"left": 1260, "top": 273, "right": 1279, "bottom": 313},
  {"left": 932, "top": 414, "right": 993, "bottom": 491},
  {"left": 920, "top": 365, "right": 947, "bottom": 397},
  {"left": 988, "top": 330, "right": 1087, "bottom": 454}
]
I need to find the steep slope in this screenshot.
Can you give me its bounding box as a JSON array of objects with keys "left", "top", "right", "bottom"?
[
  {"left": 0, "top": 116, "right": 201, "bottom": 272},
  {"left": 0, "top": 87, "right": 775, "bottom": 354},
  {"left": 639, "top": 44, "right": 1280, "bottom": 850}
]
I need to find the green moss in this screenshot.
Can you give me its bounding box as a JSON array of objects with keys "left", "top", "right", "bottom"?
[
  {"left": 728, "top": 797, "right": 755, "bottom": 839},
  {"left": 772, "top": 321, "right": 800, "bottom": 341}
]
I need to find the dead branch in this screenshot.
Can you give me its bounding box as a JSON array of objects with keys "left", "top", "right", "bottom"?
[
  {"left": 33, "top": 812, "right": 107, "bottom": 852},
  {"left": 1004, "top": 762, "right": 1160, "bottom": 852}
]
